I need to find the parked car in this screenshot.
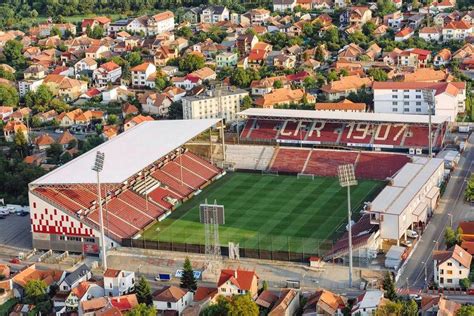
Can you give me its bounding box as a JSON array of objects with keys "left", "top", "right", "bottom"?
[
  {"left": 407, "top": 229, "right": 419, "bottom": 239},
  {"left": 9, "top": 258, "right": 20, "bottom": 264}
]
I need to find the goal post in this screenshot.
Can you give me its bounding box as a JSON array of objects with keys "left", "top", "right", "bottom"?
[{"left": 297, "top": 173, "right": 315, "bottom": 180}]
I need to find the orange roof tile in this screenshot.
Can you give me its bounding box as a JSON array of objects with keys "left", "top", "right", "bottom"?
[{"left": 217, "top": 269, "right": 257, "bottom": 291}]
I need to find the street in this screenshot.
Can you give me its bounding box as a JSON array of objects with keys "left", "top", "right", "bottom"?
[{"left": 398, "top": 133, "right": 474, "bottom": 289}]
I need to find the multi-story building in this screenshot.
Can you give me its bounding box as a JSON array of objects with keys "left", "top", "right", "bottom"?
[
  {"left": 200, "top": 6, "right": 229, "bottom": 23},
  {"left": 131, "top": 62, "right": 156, "bottom": 88},
  {"left": 247, "top": 8, "right": 271, "bottom": 24},
  {"left": 273, "top": 0, "right": 297, "bottom": 12},
  {"left": 103, "top": 269, "right": 135, "bottom": 297},
  {"left": 147, "top": 11, "right": 175, "bottom": 36},
  {"left": 216, "top": 52, "right": 238, "bottom": 69},
  {"left": 442, "top": 21, "right": 473, "bottom": 42},
  {"left": 93, "top": 61, "right": 122, "bottom": 87},
  {"left": 373, "top": 81, "right": 466, "bottom": 121},
  {"left": 74, "top": 57, "right": 98, "bottom": 76},
  {"left": 182, "top": 87, "right": 249, "bottom": 122},
  {"left": 433, "top": 245, "right": 472, "bottom": 288},
  {"left": 18, "top": 79, "right": 43, "bottom": 97}
]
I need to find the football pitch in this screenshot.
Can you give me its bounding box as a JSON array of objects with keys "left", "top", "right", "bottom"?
[{"left": 142, "top": 172, "right": 384, "bottom": 254}]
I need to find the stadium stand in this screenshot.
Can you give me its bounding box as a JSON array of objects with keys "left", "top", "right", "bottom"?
[{"left": 226, "top": 145, "right": 275, "bottom": 170}]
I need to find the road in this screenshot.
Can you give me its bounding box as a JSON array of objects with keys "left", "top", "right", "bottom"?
[{"left": 398, "top": 133, "right": 474, "bottom": 289}]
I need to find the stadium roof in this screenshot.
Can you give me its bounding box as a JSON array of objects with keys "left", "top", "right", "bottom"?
[
  {"left": 238, "top": 108, "right": 449, "bottom": 124},
  {"left": 369, "top": 157, "right": 444, "bottom": 216},
  {"left": 31, "top": 119, "right": 219, "bottom": 185}
]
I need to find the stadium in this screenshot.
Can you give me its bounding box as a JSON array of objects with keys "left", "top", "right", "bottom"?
[{"left": 28, "top": 109, "right": 449, "bottom": 261}]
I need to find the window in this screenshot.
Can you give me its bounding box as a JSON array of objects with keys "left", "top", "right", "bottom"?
[
  {"left": 59, "top": 235, "right": 66, "bottom": 240},
  {"left": 447, "top": 270, "right": 453, "bottom": 275},
  {"left": 403, "top": 90, "right": 409, "bottom": 92},
  {"left": 167, "top": 302, "right": 172, "bottom": 308},
  {"left": 416, "top": 108, "right": 421, "bottom": 112},
  {"left": 447, "top": 279, "right": 453, "bottom": 283},
  {"left": 416, "top": 102, "right": 421, "bottom": 106},
  {"left": 392, "top": 89, "right": 398, "bottom": 92},
  {"left": 404, "top": 102, "right": 409, "bottom": 105},
  {"left": 392, "top": 108, "right": 398, "bottom": 112},
  {"left": 416, "top": 95, "right": 421, "bottom": 99},
  {"left": 416, "top": 89, "right": 421, "bottom": 92},
  {"left": 392, "top": 95, "right": 398, "bottom": 99},
  {"left": 447, "top": 262, "right": 452, "bottom": 266},
  {"left": 392, "top": 101, "right": 398, "bottom": 105},
  {"left": 440, "top": 269, "right": 444, "bottom": 274}
]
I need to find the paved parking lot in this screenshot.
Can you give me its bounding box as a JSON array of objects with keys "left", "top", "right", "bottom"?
[{"left": 0, "top": 214, "right": 32, "bottom": 250}]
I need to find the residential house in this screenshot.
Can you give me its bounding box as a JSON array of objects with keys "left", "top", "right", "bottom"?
[
  {"left": 147, "top": 11, "right": 175, "bottom": 36},
  {"left": 273, "top": 0, "right": 297, "bottom": 12},
  {"left": 182, "top": 8, "right": 202, "bottom": 24},
  {"left": 126, "top": 16, "right": 149, "bottom": 35},
  {"left": 268, "top": 289, "right": 300, "bottom": 316},
  {"left": 217, "top": 269, "right": 259, "bottom": 299},
  {"left": 372, "top": 81, "right": 466, "bottom": 121},
  {"left": 57, "top": 130, "right": 77, "bottom": 150},
  {"left": 103, "top": 269, "right": 135, "bottom": 297},
  {"left": 34, "top": 134, "right": 55, "bottom": 151},
  {"left": 81, "top": 16, "right": 111, "bottom": 33},
  {"left": 200, "top": 6, "right": 230, "bottom": 23},
  {"left": 131, "top": 62, "right": 156, "bottom": 88},
  {"left": 254, "top": 88, "right": 315, "bottom": 108},
  {"left": 152, "top": 285, "right": 193, "bottom": 315},
  {"left": 74, "top": 57, "right": 98, "bottom": 77},
  {"left": 191, "top": 67, "right": 217, "bottom": 81},
  {"left": 334, "top": 0, "right": 347, "bottom": 8},
  {"left": 0, "top": 106, "right": 13, "bottom": 121},
  {"left": 107, "top": 19, "right": 132, "bottom": 36},
  {"left": 3, "top": 121, "right": 28, "bottom": 142},
  {"left": 433, "top": 245, "right": 472, "bottom": 288},
  {"left": 216, "top": 52, "right": 238, "bottom": 68},
  {"left": 273, "top": 54, "right": 296, "bottom": 69},
  {"left": 397, "top": 48, "right": 432, "bottom": 68},
  {"left": 395, "top": 27, "right": 414, "bottom": 41},
  {"left": 102, "top": 85, "right": 133, "bottom": 104},
  {"left": 172, "top": 75, "right": 202, "bottom": 91},
  {"left": 315, "top": 99, "right": 367, "bottom": 112},
  {"left": 33, "top": 110, "right": 57, "bottom": 124},
  {"left": 256, "top": 290, "right": 280, "bottom": 310},
  {"left": 296, "top": 0, "right": 312, "bottom": 10},
  {"left": 124, "top": 115, "right": 154, "bottom": 131},
  {"left": 419, "top": 26, "right": 443, "bottom": 42},
  {"left": 62, "top": 281, "right": 104, "bottom": 314},
  {"left": 401, "top": 68, "right": 453, "bottom": 82},
  {"left": 421, "top": 295, "right": 462, "bottom": 315},
  {"left": 434, "top": 49, "right": 452, "bottom": 67},
  {"left": 236, "top": 34, "right": 258, "bottom": 55},
  {"left": 142, "top": 92, "right": 173, "bottom": 116},
  {"left": 24, "top": 64, "right": 47, "bottom": 80},
  {"left": 12, "top": 264, "right": 64, "bottom": 298},
  {"left": 163, "top": 86, "right": 186, "bottom": 102},
  {"left": 303, "top": 289, "right": 346, "bottom": 315},
  {"left": 182, "top": 88, "right": 249, "bottom": 122},
  {"left": 93, "top": 61, "right": 122, "bottom": 87},
  {"left": 321, "top": 75, "right": 372, "bottom": 101},
  {"left": 154, "top": 46, "right": 178, "bottom": 66},
  {"left": 384, "top": 11, "right": 404, "bottom": 29},
  {"left": 122, "top": 103, "right": 139, "bottom": 118},
  {"left": 351, "top": 291, "right": 385, "bottom": 316},
  {"left": 247, "top": 8, "right": 271, "bottom": 24},
  {"left": 312, "top": 0, "right": 333, "bottom": 10},
  {"left": 250, "top": 76, "right": 289, "bottom": 95},
  {"left": 102, "top": 125, "right": 119, "bottom": 140},
  {"left": 42, "top": 75, "right": 88, "bottom": 101},
  {"left": 338, "top": 43, "right": 364, "bottom": 61},
  {"left": 341, "top": 6, "right": 372, "bottom": 26},
  {"left": 29, "top": 23, "right": 76, "bottom": 38},
  {"left": 442, "top": 21, "right": 473, "bottom": 42}
]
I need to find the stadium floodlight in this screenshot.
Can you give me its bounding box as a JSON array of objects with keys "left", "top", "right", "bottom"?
[
  {"left": 92, "top": 151, "right": 107, "bottom": 270},
  {"left": 422, "top": 89, "right": 434, "bottom": 158},
  {"left": 337, "top": 164, "right": 357, "bottom": 288}
]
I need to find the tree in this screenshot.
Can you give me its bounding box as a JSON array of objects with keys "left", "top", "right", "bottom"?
[
  {"left": 90, "top": 25, "right": 104, "bottom": 39},
  {"left": 465, "top": 174, "right": 474, "bottom": 202},
  {"left": 154, "top": 73, "right": 170, "bottom": 91},
  {"left": 201, "top": 296, "right": 230, "bottom": 316},
  {"left": 126, "top": 303, "right": 156, "bottom": 316},
  {"left": 303, "top": 76, "right": 317, "bottom": 90},
  {"left": 262, "top": 280, "right": 268, "bottom": 291},
  {"left": 135, "top": 276, "right": 153, "bottom": 305},
  {"left": 401, "top": 300, "right": 419, "bottom": 316},
  {"left": 362, "top": 21, "right": 376, "bottom": 37},
  {"left": 47, "top": 143, "right": 64, "bottom": 164},
  {"left": 375, "top": 300, "right": 403, "bottom": 316},
  {"left": 176, "top": 26, "right": 193, "bottom": 39},
  {"left": 368, "top": 68, "right": 388, "bottom": 81},
  {"left": 412, "top": 0, "right": 420, "bottom": 9},
  {"left": 460, "top": 278, "right": 471, "bottom": 290},
  {"left": 445, "top": 226, "right": 458, "bottom": 248},
  {"left": 376, "top": 0, "right": 397, "bottom": 16},
  {"left": 50, "top": 98, "right": 70, "bottom": 113},
  {"left": 3, "top": 40, "right": 25, "bottom": 68},
  {"left": 273, "top": 80, "right": 283, "bottom": 89},
  {"left": 24, "top": 279, "right": 47, "bottom": 304},
  {"left": 14, "top": 132, "right": 28, "bottom": 157},
  {"left": 107, "top": 114, "right": 118, "bottom": 125},
  {"left": 178, "top": 54, "right": 205, "bottom": 73},
  {"left": 383, "top": 272, "right": 397, "bottom": 301},
  {"left": 0, "top": 83, "right": 19, "bottom": 107},
  {"left": 180, "top": 257, "right": 197, "bottom": 291},
  {"left": 315, "top": 45, "right": 326, "bottom": 62},
  {"left": 24, "top": 85, "right": 54, "bottom": 112},
  {"left": 241, "top": 95, "right": 252, "bottom": 111},
  {"left": 228, "top": 294, "right": 259, "bottom": 316},
  {"left": 327, "top": 70, "right": 339, "bottom": 82},
  {"left": 50, "top": 26, "right": 61, "bottom": 37},
  {"left": 458, "top": 305, "right": 474, "bottom": 316},
  {"left": 168, "top": 101, "right": 183, "bottom": 119},
  {"left": 126, "top": 52, "right": 142, "bottom": 67},
  {"left": 0, "top": 68, "right": 15, "bottom": 81}
]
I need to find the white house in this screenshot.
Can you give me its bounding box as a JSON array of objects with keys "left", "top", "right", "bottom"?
[
  {"left": 442, "top": 21, "right": 473, "bottom": 42},
  {"left": 58, "top": 264, "right": 91, "bottom": 292},
  {"left": 74, "top": 57, "right": 98, "bottom": 76},
  {"left": 351, "top": 290, "right": 384, "bottom": 316},
  {"left": 63, "top": 281, "right": 104, "bottom": 315},
  {"left": 131, "top": 62, "right": 156, "bottom": 88},
  {"left": 171, "top": 75, "right": 202, "bottom": 91},
  {"left": 142, "top": 93, "right": 173, "bottom": 116},
  {"left": 373, "top": 81, "right": 466, "bottom": 121},
  {"left": 217, "top": 269, "right": 259, "bottom": 299},
  {"left": 103, "top": 269, "right": 135, "bottom": 297},
  {"left": 148, "top": 11, "right": 175, "bottom": 35},
  {"left": 200, "top": 6, "right": 230, "bottom": 23},
  {"left": 182, "top": 88, "right": 249, "bottom": 122},
  {"left": 152, "top": 286, "right": 193, "bottom": 315},
  {"left": 433, "top": 245, "right": 472, "bottom": 288},
  {"left": 419, "top": 26, "right": 442, "bottom": 42},
  {"left": 93, "top": 61, "right": 122, "bottom": 87},
  {"left": 18, "top": 78, "right": 43, "bottom": 97},
  {"left": 273, "top": 0, "right": 297, "bottom": 12}
]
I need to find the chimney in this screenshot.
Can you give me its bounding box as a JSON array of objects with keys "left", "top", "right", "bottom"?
[{"left": 234, "top": 270, "right": 238, "bottom": 279}]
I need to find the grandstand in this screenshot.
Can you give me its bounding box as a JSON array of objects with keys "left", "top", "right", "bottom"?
[
  {"left": 28, "top": 120, "right": 223, "bottom": 253},
  {"left": 239, "top": 108, "right": 449, "bottom": 153}
]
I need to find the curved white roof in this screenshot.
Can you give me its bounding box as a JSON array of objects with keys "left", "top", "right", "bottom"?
[
  {"left": 31, "top": 119, "right": 219, "bottom": 185},
  {"left": 239, "top": 108, "right": 449, "bottom": 124}
]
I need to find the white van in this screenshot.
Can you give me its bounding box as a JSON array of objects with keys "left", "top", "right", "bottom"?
[{"left": 406, "top": 229, "right": 419, "bottom": 239}]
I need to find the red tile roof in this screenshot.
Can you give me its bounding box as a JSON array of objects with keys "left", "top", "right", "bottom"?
[{"left": 217, "top": 269, "right": 257, "bottom": 291}]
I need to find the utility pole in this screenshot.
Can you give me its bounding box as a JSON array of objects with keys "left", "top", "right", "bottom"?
[{"left": 92, "top": 151, "right": 107, "bottom": 270}]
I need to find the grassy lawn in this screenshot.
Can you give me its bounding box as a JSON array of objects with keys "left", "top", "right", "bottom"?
[{"left": 142, "top": 172, "right": 384, "bottom": 254}]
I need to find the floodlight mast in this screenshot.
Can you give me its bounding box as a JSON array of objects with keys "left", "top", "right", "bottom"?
[
  {"left": 92, "top": 151, "right": 107, "bottom": 270},
  {"left": 338, "top": 164, "right": 358, "bottom": 288}
]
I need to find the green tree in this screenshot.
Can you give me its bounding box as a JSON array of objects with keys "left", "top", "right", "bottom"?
[
  {"left": 273, "top": 80, "right": 283, "bottom": 89},
  {"left": 412, "top": 0, "right": 420, "bottom": 9},
  {"left": 50, "top": 98, "right": 70, "bottom": 113},
  {"left": 241, "top": 95, "right": 252, "bottom": 111},
  {"left": 0, "top": 68, "right": 15, "bottom": 81},
  {"left": 465, "top": 174, "right": 474, "bottom": 202},
  {"left": 24, "top": 85, "right": 54, "bottom": 112},
  {"left": 107, "top": 114, "right": 118, "bottom": 125},
  {"left": 126, "top": 303, "right": 156, "bottom": 316},
  {"left": 47, "top": 143, "right": 64, "bottom": 164},
  {"left": 50, "top": 26, "right": 61, "bottom": 37},
  {"left": 176, "top": 26, "right": 193, "bottom": 39},
  {"left": 180, "top": 257, "right": 197, "bottom": 291},
  {"left": 178, "top": 54, "right": 205, "bottom": 73},
  {"left": 154, "top": 73, "right": 170, "bottom": 91},
  {"left": 228, "top": 294, "right": 259, "bottom": 316},
  {"left": 401, "top": 300, "right": 419, "bottom": 316},
  {"left": 126, "top": 52, "right": 143, "bottom": 67},
  {"left": 460, "top": 278, "right": 471, "bottom": 290},
  {"left": 135, "top": 276, "right": 153, "bottom": 305},
  {"left": 362, "top": 21, "right": 376, "bottom": 37},
  {"left": 376, "top": 0, "right": 397, "bottom": 16},
  {"left": 315, "top": 45, "right": 326, "bottom": 62},
  {"left": 445, "top": 226, "right": 458, "bottom": 248},
  {"left": 168, "top": 101, "right": 183, "bottom": 119},
  {"left": 3, "top": 40, "right": 25, "bottom": 68},
  {"left": 201, "top": 295, "right": 230, "bottom": 316},
  {"left": 383, "top": 272, "right": 397, "bottom": 301},
  {"left": 327, "top": 70, "right": 339, "bottom": 82},
  {"left": 0, "top": 83, "right": 19, "bottom": 107},
  {"left": 14, "top": 131, "right": 28, "bottom": 157},
  {"left": 368, "top": 68, "right": 388, "bottom": 81},
  {"left": 375, "top": 300, "right": 403, "bottom": 316},
  {"left": 262, "top": 280, "right": 268, "bottom": 291},
  {"left": 24, "top": 279, "right": 47, "bottom": 304},
  {"left": 90, "top": 25, "right": 104, "bottom": 39},
  {"left": 303, "top": 76, "right": 317, "bottom": 90},
  {"left": 457, "top": 305, "right": 474, "bottom": 316}
]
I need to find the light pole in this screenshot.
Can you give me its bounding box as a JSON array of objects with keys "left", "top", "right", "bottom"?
[
  {"left": 92, "top": 151, "right": 107, "bottom": 270},
  {"left": 422, "top": 261, "right": 428, "bottom": 287},
  {"left": 338, "top": 164, "right": 358, "bottom": 288},
  {"left": 448, "top": 213, "right": 453, "bottom": 228},
  {"left": 422, "top": 89, "right": 434, "bottom": 158},
  {"left": 433, "top": 240, "right": 438, "bottom": 250}
]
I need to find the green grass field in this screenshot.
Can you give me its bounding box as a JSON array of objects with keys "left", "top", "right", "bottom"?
[{"left": 142, "top": 172, "right": 384, "bottom": 254}]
